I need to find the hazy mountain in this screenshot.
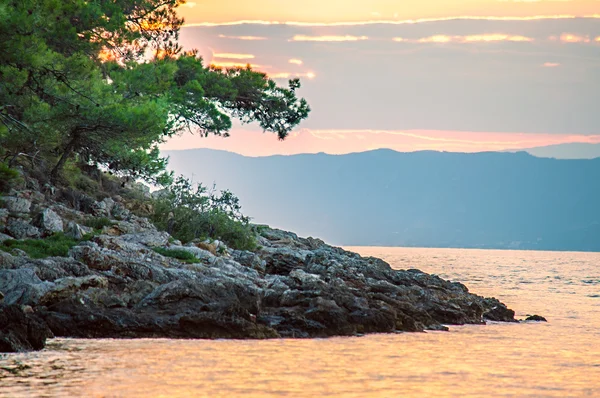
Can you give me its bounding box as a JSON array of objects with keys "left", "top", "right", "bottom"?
[
  {"left": 510, "top": 143, "right": 600, "bottom": 160},
  {"left": 163, "top": 149, "right": 600, "bottom": 252}
]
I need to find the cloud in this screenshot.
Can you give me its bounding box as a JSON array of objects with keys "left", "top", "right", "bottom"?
[
  {"left": 558, "top": 33, "right": 591, "bottom": 43},
  {"left": 217, "top": 34, "right": 267, "bottom": 40},
  {"left": 182, "top": 1, "right": 196, "bottom": 7},
  {"left": 289, "top": 59, "right": 303, "bottom": 65},
  {"left": 290, "top": 35, "right": 369, "bottom": 42},
  {"left": 270, "top": 72, "right": 315, "bottom": 79},
  {"left": 213, "top": 52, "right": 255, "bottom": 59},
  {"left": 542, "top": 62, "right": 560, "bottom": 67},
  {"left": 210, "top": 61, "right": 263, "bottom": 68},
  {"left": 394, "top": 34, "right": 534, "bottom": 43}
]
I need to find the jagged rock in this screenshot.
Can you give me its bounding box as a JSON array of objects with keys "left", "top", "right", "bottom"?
[
  {"left": 0, "top": 208, "right": 8, "bottom": 223},
  {"left": 64, "top": 221, "right": 93, "bottom": 240},
  {"left": 34, "top": 208, "right": 64, "bottom": 234},
  {"left": 482, "top": 298, "right": 517, "bottom": 322},
  {"left": 169, "top": 245, "right": 216, "bottom": 263},
  {"left": 0, "top": 206, "right": 520, "bottom": 352},
  {"left": 1, "top": 196, "right": 32, "bottom": 214},
  {"left": 38, "top": 275, "right": 108, "bottom": 306},
  {"left": 231, "top": 250, "right": 266, "bottom": 273},
  {"left": 0, "top": 304, "right": 53, "bottom": 352},
  {"left": 5, "top": 218, "right": 40, "bottom": 239},
  {"left": 0, "top": 269, "right": 54, "bottom": 306},
  {"left": 0, "top": 232, "right": 13, "bottom": 243},
  {"left": 524, "top": 315, "right": 547, "bottom": 322}
]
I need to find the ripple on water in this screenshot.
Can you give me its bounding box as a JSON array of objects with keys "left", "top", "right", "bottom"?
[{"left": 1, "top": 247, "right": 600, "bottom": 398}]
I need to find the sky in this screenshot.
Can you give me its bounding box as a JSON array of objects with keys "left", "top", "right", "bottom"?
[{"left": 161, "top": 0, "right": 600, "bottom": 156}]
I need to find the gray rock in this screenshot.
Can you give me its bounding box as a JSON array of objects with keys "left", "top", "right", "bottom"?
[
  {"left": 6, "top": 218, "right": 40, "bottom": 239},
  {"left": 64, "top": 221, "right": 93, "bottom": 240},
  {"left": 1, "top": 197, "right": 32, "bottom": 214},
  {"left": 34, "top": 208, "right": 64, "bottom": 234},
  {"left": 168, "top": 245, "right": 217, "bottom": 263},
  {"left": 0, "top": 269, "right": 54, "bottom": 306},
  {"left": 0, "top": 233, "right": 13, "bottom": 243}
]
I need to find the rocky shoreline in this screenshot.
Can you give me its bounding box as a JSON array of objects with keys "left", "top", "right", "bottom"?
[{"left": 1, "top": 188, "right": 518, "bottom": 352}]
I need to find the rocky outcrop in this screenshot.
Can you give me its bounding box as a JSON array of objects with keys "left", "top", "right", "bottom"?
[{"left": 0, "top": 188, "right": 520, "bottom": 352}]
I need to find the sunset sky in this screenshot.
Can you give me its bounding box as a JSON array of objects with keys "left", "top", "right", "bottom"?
[{"left": 161, "top": 0, "right": 600, "bottom": 155}]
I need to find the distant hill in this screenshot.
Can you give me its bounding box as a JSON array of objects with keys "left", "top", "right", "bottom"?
[
  {"left": 163, "top": 148, "right": 600, "bottom": 252},
  {"left": 511, "top": 143, "right": 600, "bottom": 160}
]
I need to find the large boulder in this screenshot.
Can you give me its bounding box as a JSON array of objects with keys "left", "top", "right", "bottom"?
[
  {"left": 0, "top": 268, "right": 54, "bottom": 306},
  {"left": 5, "top": 218, "right": 40, "bottom": 239},
  {"left": 34, "top": 208, "right": 64, "bottom": 234},
  {"left": 0, "top": 304, "right": 53, "bottom": 352},
  {"left": 1, "top": 196, "right": 32, "bottom": 214}
]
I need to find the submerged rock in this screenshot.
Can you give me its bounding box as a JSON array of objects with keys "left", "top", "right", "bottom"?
[{"left": 524, "top": 315, "right": 547, "bottom": 322}]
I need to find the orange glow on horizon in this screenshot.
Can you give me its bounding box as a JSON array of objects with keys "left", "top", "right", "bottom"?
[
  {"left": 178, "top": 0, "right": 600, "bottom": 25},
  {"left": 161, "top": 128, "right": 600, "bottom": 157}
]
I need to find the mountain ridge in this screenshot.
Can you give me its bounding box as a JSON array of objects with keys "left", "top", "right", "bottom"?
[{"left": 163, "top": 148, "right": 600, "bottom": 252}]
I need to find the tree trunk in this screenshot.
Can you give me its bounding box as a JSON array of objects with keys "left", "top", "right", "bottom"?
[{"left": 50, "top": 129, "right": 80, "bottom": 182}]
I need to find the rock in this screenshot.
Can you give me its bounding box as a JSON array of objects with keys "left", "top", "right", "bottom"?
[
  {"left": 0, "top": 232, "right": 13, "bottom": 243},
  {"left": 1, "top": 196, "right": 32, "bottom": 214},
  {"left": 34, "top": 208, "right": 64, "bottom": 234},
  {"left": 0, "top": 304, "right": 53, "bottom": 352},
  {"left": 482, "top": 298, "right": 517, "bottom": 322},
  {"left": 5, "top": 218, "right": 40, "bottom": 239},
  {"left": 64, "top": 221, "right": 93, "bottom": 240},
  {"left": 0, "top": 208, "right": 8, "bottom": 223},
  {"left": 38, "top": 275, "right": 108, "bottom": 306},
  {"left": 168, "top": 245, "right": 216, "bottom": 263},
  {"left": 0, "top": 269, "right": 54, "bottom": 306},
  {"left": 524, "top": 315, "right": 547, "bottom": 322}
]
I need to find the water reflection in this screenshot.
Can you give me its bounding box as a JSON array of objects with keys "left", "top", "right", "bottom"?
[{"left": 2, "top": 248, "right": 599, "bottom": 397}]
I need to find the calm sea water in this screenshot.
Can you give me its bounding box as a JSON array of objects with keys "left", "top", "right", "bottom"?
[{"left": 1, "top": 248, "right": 599, "bottom": 397}]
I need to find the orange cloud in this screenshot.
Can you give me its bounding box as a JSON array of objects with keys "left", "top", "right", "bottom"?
[
  {"left": 542, "top": 62, "right": 560, "bottom": 67},
  {"left": 394, "top": 34, "right": 534, "bottom": 43},
  {"left": 290, "top": 35, "right": 369, "bottom": 42},
  {"left": 558, "top": 33, "right": 591, "bottom": 43},
  {"left": 210, "top": 61, "right": 262, "bottom": 68},
  {"left": 270, "top": 72, "right": 315, "bottom": 79},
  {"left": 289, "top": 59, "right": 303, "bottom": 65},
  {"left": 213, "top": 52, "right": 255, "bottom": 59},
  {"left": 217, "top": 34, "right": 267, "bottom": 40}
]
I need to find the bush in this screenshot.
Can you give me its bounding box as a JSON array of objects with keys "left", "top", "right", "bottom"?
[
  {"left": 153, "top": 247, "right": 199, "bottom": 264},
  {"left": 0, "top": 233, "right": 85, "bottom": 259},
  {"left": 0, "top": 162, "right": 22, "bottom": 192},
  {"left": 84, "top": 217, "right": 113, "bottom": 230},
  {"left": 151, "top": 176, "right": 257, "bottom": 251}
]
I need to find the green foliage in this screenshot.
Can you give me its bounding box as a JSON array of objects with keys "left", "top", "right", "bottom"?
[
  {"left": 0, "top": 162, "right": 21, "bottom": 192},
  {"left": 0, "top": 1, "right": 309, "bottom": 184},
  {"left": 152, "top": 176, "right": 257, "bottom": 250},
  {"left": 0, "top": 233, "right": 86, "bottom": 259},
  {"left": 153, "top": 247, "right": 199, "bottom": 264},
  {"left": 84, "top": 217, "right": 113, "bottom": 230}
]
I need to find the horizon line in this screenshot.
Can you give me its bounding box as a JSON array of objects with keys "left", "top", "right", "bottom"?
[{"left": 182, "top": 14, "right": 600, "bottom": 28}]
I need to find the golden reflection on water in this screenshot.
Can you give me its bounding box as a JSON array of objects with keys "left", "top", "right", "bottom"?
[{"left": 1, "top": 248, "right": 600, "bottom": 397}]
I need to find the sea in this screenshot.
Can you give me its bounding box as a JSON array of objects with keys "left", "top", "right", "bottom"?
[{"left": 1, "top": 247, "right": 599, "bottom": 397}]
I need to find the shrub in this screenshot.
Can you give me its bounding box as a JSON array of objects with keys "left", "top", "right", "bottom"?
[
  {"left": 151, "top": 176, "right": 257, "bottom": 251},
  {"left": 153, "top": 247, "right": 199, "bottom": 264},
  {"left": 0, "top": 162, "right": 22, "bottom": 192},
  {"left": 0, "top": 233, "right": 83, "bottom": 259}
]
